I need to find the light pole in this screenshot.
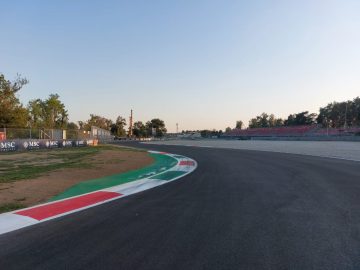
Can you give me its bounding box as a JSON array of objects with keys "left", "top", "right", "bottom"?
[
  {"left": 325, "top": 117, "right": 329, "bottom": 136},
  {"left": 344, "top": 103, "right": 348, "bottom": 129}
]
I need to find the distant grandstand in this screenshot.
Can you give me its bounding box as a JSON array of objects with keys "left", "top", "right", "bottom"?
[{"left": 224, "top": 125, "right": 360, "bottom": 139}]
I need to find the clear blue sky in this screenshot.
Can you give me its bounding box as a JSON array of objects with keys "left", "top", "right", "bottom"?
[{"left": 1, "top": 0, "right": 359, "bottom": 132}]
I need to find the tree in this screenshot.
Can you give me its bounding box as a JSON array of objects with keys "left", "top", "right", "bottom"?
[
  {"left": 248, "top": 118, "right": 261, "bottom": 128},
  {"left": 4, "top": 74, "right": 28, "bottom": 93},
  {"left": 146, "top": 118, "right": 167, "bottom": 137},
  {"left": 78, "top": 121, "right": 84, "bottom": 129},
  {"left": 248, "top": 113, "right": 284, "bottom": 128},
  {"left": 28, "top": 94, "right": 68, "bottom": 128},
  {"left": 268, "top": 114, "right": 276, "bottom": 127},
  {"left": 133, "top": 121, "right": 147, "bottom": 137},
  {"left": 259, "top": 113, "right": 270, "bottom": 127},
  {"left": 0, "top": 73, "right": 29, "bottom": 128},
  {"left": 83, "top": 114, "right": 113, "bottom": 131},
  {"left": 28, "top": 99, "right": 43, "bottom": 128},
  {"left": 44, "top": 94, "right": 68, "bottom": 128},
  {"left": 67, "top": 122, "right": 79, "bottom": 130},
  {"left": 354, "top": 97, "right": 360, "bottom": 126},
  {"left": 275, "top": 118, "right": 284, "bottom": 127},
  {"left": 111, "top": 116, "right": 127, "bottom": 136},
  {"left": 249, "top": 113, "right": 269, "bottom": 128},
  {"left": 317, "top": 98, "right": 360, "bottom": 128},
  {"left": 284, "top": 111, "right": 317, "bottom": 126},
  {"left": 236, "top": 121, "right": 243, "bottom": 129},
  {"left": 225, "top": 127, "right": 232, "bottom": 133}
]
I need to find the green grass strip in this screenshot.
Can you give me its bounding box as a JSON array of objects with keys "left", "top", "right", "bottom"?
[
  {"left": 49, "top": 153, "right": 178, "bottom": 201},
  {"left": 0, "top": 203, "right": 25, "bottom": 214}
]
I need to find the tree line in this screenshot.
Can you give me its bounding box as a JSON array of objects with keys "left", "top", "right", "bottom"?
[
  {"left": 0, "top": 73, "right": 166, "bottom": 137},
  {"left": 79, "top": 114, "right": 167, "bottom": 137},
  {"left": 233, "top": 97, "right": 360, "bottom": 129}
]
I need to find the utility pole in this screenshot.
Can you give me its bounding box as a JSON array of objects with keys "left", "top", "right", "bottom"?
[
  {"left": 325, "top": 117, "right": 329, "bottom": 136},
  {"left": 128, "top": 109, "right": 133, "bottom": 137},
  {"left": 344, "top": 103, "right": 348, "bottom": 129},
  {"left": 176, "top": 123, "right": 179, "bottom": 134}
]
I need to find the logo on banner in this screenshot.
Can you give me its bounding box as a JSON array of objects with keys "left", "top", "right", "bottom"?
[
  {"left": 62, "top": 140, "right": 73, "bottom": 147},
  {"left": 46, "top": 141, "right": 59, "bottom": 148},
  {"left": 0, "top": 141, "right": 16, "bottom": 152},
  {"left": 23, "top": 141, "right": 40, "bottom": 150},
  {"left": 76, "top": 140, "right": 86, "bottom": 146}
]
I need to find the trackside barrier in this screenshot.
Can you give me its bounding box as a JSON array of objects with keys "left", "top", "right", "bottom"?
[{"left": 0, "top": 139, "right": 99, "bottom": 152}]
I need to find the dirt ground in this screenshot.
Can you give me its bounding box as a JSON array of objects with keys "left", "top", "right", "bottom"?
[{"left": 0, "top": 146, "right": 153, "bottom": 209}]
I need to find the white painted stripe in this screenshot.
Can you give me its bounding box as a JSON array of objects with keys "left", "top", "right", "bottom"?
[
  {"left": 108, "top": 179, "right": 168, "bottom": 195},
  {"left": 0, "top": 213, "right": 38, "bottom": 235}
]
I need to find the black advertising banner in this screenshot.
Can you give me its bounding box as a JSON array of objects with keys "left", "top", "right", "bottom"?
[
  {"left": 0, "top": 141, "right": 17, "bottom": 152},
  {"left": 0, "top": 140, "right": 91, "bottom": 152}
]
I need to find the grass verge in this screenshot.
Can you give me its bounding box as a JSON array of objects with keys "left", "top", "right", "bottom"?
[
  {"left": 0, "top": 203, "right": 25, "bottom": 214},
  {"left": 0, "top": 145, "right": 142, "bottom": 183}
]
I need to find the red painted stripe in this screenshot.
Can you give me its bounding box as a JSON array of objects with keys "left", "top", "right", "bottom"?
[
  {"left": 179, "top": 160, "right": 195, "bottom": 166},
  {"left": 15, "top": 191, "right": 121, "bottom": 221}
]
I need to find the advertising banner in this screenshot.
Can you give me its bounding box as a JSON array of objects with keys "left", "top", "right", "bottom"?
[
  {"left": 0, "top": 141, "right": 17, "bottom": 152},
  {"left": 0, "top": 139, "right": 92, "bottom": 152}
]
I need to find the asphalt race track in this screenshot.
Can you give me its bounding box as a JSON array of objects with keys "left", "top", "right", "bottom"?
[{"left": 1, "top": 142, "right": 360, "bottom": 270}]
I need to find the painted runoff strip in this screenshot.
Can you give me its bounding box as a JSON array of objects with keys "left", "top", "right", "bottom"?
[
  {"left": 50, "top": 152, "right": 178, "bottom": 201},
  {"left": 0, "top": 151, "right": 197, "bottom": 235},
  {"left": 16, "top": 191, "right": 122, "bottom": 221}
]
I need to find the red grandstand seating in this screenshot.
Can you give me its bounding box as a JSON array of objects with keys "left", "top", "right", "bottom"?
[
  {"left": 313, "top": 127, "right": 360, "bottom": 136},
  {"left": 226, "top": 125, "right": 315, "bottom": 137}
]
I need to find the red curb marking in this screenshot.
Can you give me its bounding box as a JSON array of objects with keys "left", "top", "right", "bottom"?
[
  {"left": 159, "top": 152, "right": 168, "bottom": 154},
  {"left": 179, "top": 160, "right": 195, "bottom": 166},
  {"left": 15, "top": 191, "right": 122, "bottom": 221}
]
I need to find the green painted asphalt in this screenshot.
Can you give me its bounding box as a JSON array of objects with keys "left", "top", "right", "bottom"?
[{"left": 50, "top": 153, "right": 178, "bottom": 201}]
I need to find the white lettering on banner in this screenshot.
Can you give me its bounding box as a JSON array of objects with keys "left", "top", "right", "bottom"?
[
  {"left": 50, "top": 141, "right": 58, "bottom": 147},
  {"left": 0, "top": 141, "right": 16, "bottom": 151},
  {"left": 45, "top": 141, "right": 59, "bottom": 148},
  {"left": 29, "top": 141, "right": 40, "bottom": 147},
  {"left": 76, "top": 140, "right": 85, "bottom": 146},
  {"left": 62, "top": 141, "right": 73, "bottom": 147},
  {"left": 23, "top": 141, "right": 40, "bottom": 149}
]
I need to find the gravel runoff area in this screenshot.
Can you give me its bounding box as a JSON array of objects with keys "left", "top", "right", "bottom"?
[{"left": 144, "top": 139, "right": 360, "bottom": 162}]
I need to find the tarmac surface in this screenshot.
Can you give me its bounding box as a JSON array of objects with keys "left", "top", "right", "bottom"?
[
  {"left": 1, "top": 141, "right": 360, "bottom": 269},
  {"left": 146, "top": 139, "right": 360, "bottom": 161}
]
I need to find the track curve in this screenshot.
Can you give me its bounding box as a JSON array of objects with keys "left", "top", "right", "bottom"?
[{"left": 1, "top": 142, "right": 360, "bottom": 270}]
